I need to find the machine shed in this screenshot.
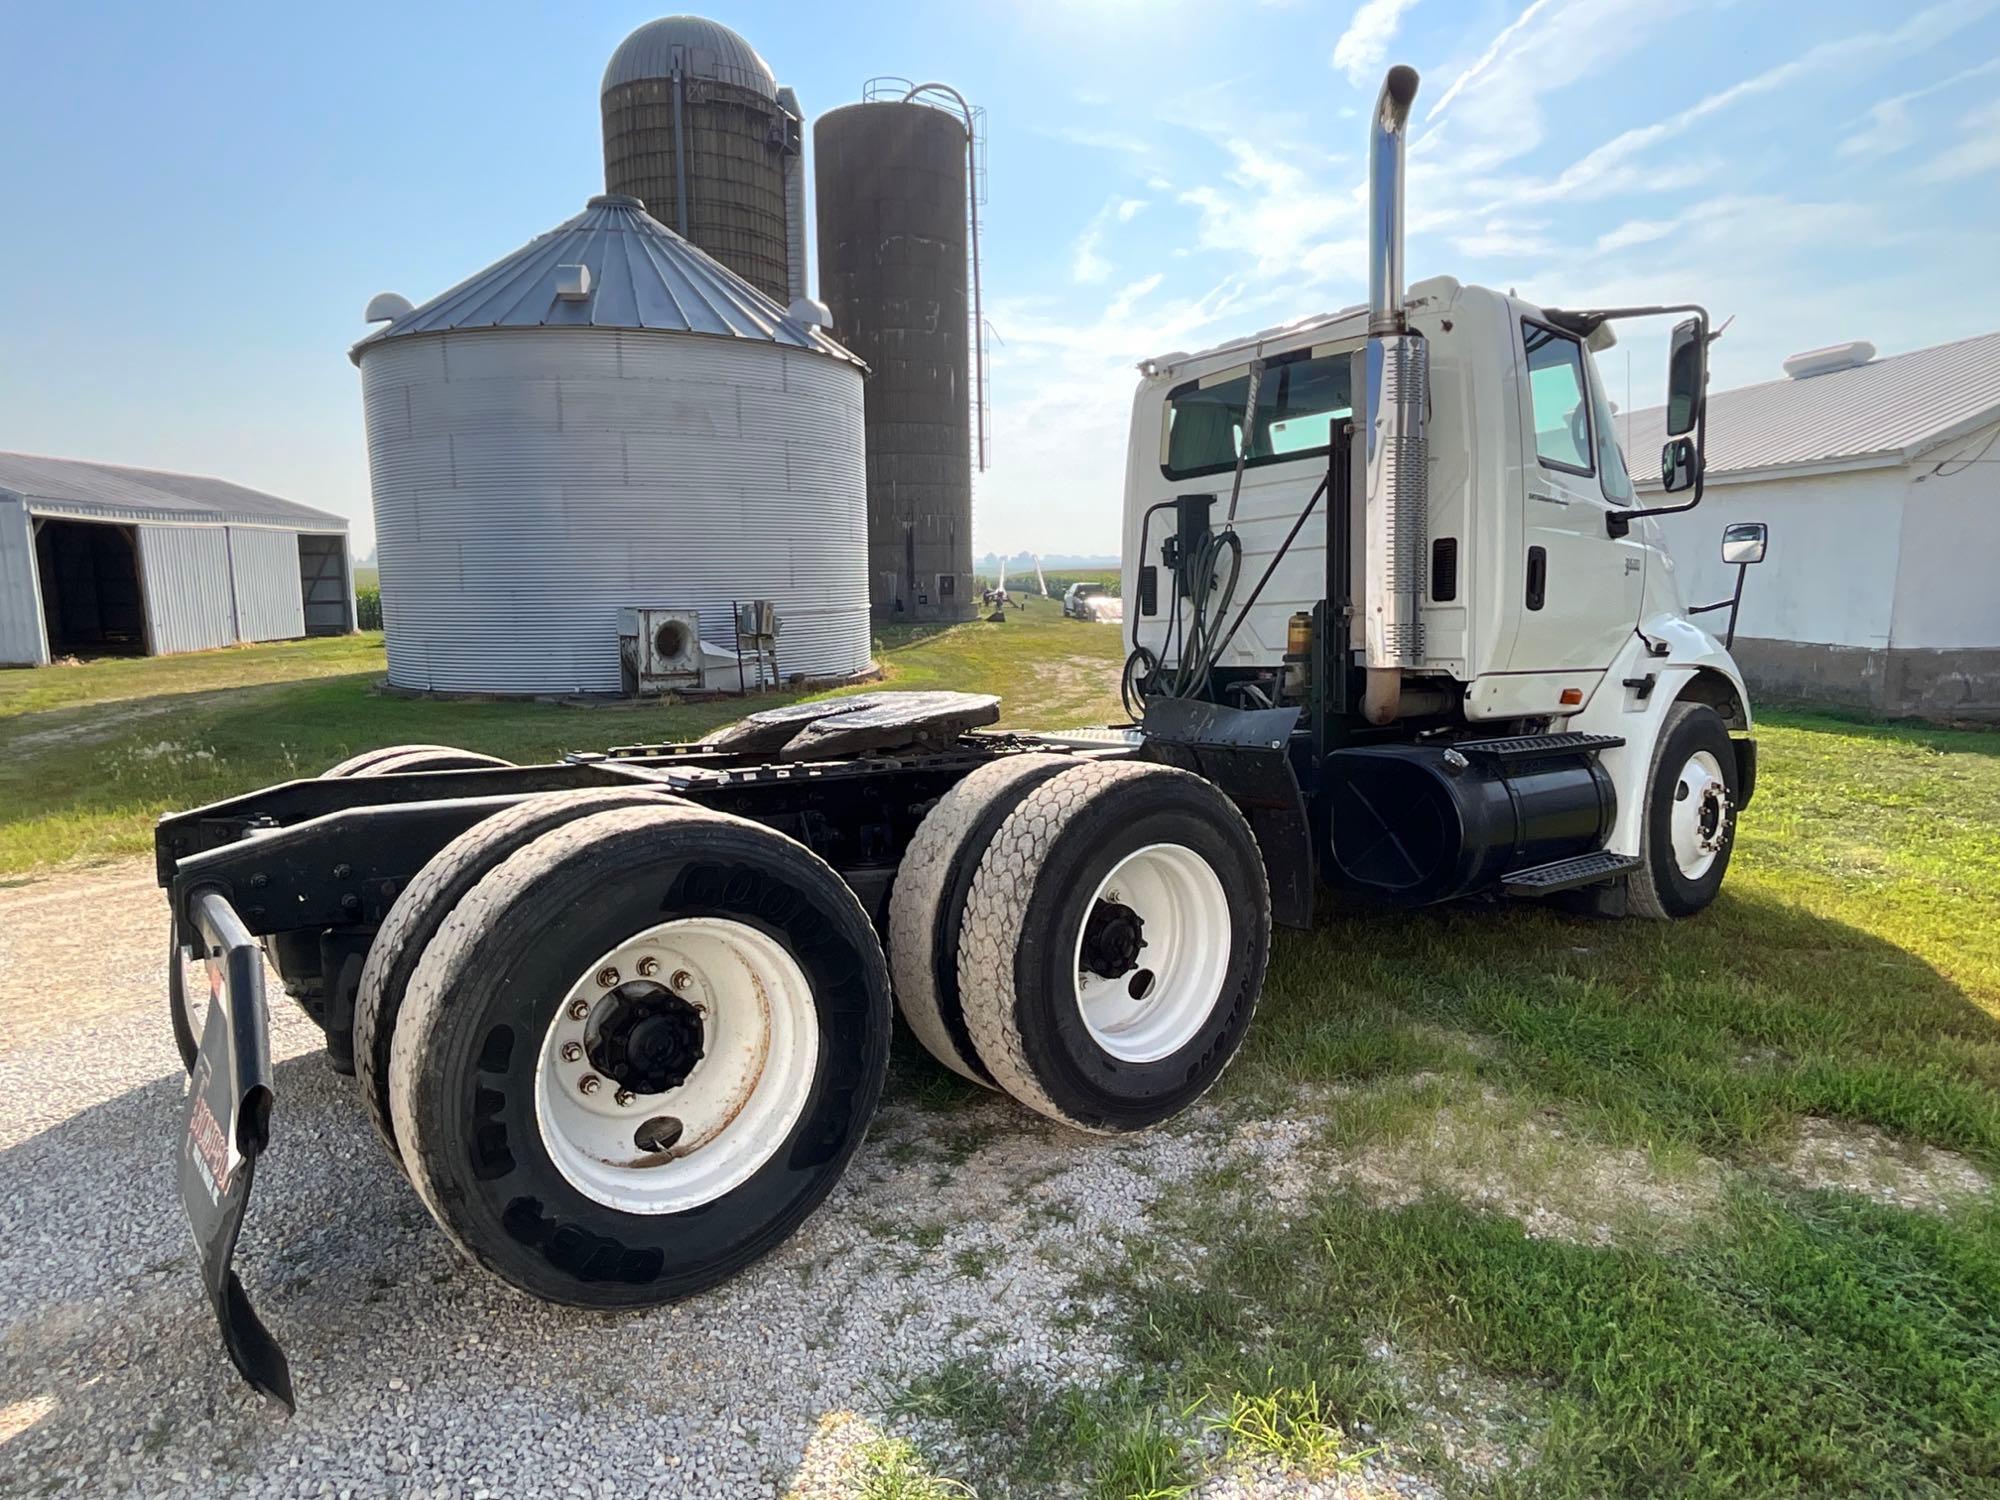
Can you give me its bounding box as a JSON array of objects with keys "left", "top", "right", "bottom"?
[
  {"left": 0, "top": 452, "right": 353, "bottom": 667},
  {"left": 1626, "top": 329, "right": 2000, "bottom": 720}
]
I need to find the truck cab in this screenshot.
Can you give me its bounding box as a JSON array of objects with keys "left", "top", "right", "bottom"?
[{"left": 1118, "top": 66, "right": 1754, "bottom": 918}]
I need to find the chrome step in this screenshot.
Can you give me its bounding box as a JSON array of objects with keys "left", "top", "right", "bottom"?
[
  {"left": 1454, "top": 731, "right": 1624, "bottom": 765},
  {"left": 1501, "top": 850, "right": 1641, "bottom": 895}
]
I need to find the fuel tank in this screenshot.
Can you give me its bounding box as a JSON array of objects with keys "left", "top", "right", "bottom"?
[{"left": 1324, "top": 740, "right": 1616, "bottom": 905}]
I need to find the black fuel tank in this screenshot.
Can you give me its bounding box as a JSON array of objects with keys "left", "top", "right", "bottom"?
[{"left": 1323, "top": 741, "right": 1615, "bottom": 905}]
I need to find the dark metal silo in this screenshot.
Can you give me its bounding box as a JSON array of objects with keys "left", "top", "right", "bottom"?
[
  {"left": 816, "top": 101, "right": 975, "bottom": 622},
  {"left": 601, "top": 16, "right": 802, "bottom": 304}
]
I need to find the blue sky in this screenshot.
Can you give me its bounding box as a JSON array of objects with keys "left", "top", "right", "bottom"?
[{"left": 3, "top": 1, "right": 1997, "bottom": 559}]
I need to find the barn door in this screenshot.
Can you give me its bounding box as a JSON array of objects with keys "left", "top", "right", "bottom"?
[{"left": 297, "top": 535, "right": 350, "bottom": 636}]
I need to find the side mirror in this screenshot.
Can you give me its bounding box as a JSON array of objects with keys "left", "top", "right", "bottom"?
[
  {"left": 1721, "top": 521, "right": 1767, "bottom": 566},
  {"left": 1660, "top": 436, "right": 1700, "bottom": 493},
  {"left": 1665, "top": 316, "right": 1705, "bottom": 437}
]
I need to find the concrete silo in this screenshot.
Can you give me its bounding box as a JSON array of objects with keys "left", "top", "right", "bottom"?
[
  {"left": 601, "top": 15, "right": 805, "bottom": 305},
  {"left": 352, "top": 195, "right": 870, "bottom": 695},
  {"left": 816, "top": 92, "right": 979, "bottom": 623}
]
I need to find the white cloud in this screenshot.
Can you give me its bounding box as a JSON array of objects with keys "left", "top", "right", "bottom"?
[
  {"left": 1425, "top": 0, "right": 1562, "bottom": 121},
  {"left": 1332, "top": 0, "right": 1421, "bottom": 86},
  {"left": 1840, "top": 55, "right": 2000, "bottom": 158},
  {"left": 1921, "top": 97, "right": 2000, "bottom": 180},
  {"left": 1071, "top": 197, "right": 1149, "bottom": 284}
]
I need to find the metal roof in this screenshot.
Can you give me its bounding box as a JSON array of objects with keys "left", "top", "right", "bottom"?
[
  {"left": 602, "top": 15, "right": 778, "bottom": 100},
  {"left": 0, "top": 451, "right": 347, "bottom": 530},
  {"left": 1624, "top": 328, "right": 2000, "bottom": 483},
  {"left": 350, "top": 195, "right": 860, "bottom": 367}
]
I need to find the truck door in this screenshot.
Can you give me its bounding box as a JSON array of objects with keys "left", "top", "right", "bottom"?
[{"left": 1506, "top": 317, "right": 1648, "bottom": 675}]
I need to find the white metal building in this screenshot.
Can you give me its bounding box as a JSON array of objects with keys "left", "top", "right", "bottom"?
[
  {"left": 1625, "top": 331, "right": 2000, "bottom": 719},
  {"left": 352, "top": 193, "right": 872, "bottom": 696},
  {"left": 0, "top": 452, "right": 354, "bottom": 667}
]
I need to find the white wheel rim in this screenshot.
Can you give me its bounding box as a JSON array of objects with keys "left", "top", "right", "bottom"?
[
  {"left": 1071, "top": 842, "right": 1232, "bottom": 1064},
  {"left": 534, "top": 918, "right": 818, "bottom": 1215},
  {"left": 1668, "top": 749, "right": 1729, "bottom": 880}
]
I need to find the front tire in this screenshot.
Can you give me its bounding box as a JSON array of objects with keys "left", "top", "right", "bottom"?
[
  {"left": 1630, "top": 701, "right": 1739, "bottom": 920},
  {"left": 388, "top": 804, "right": 891, "bottom": 1307},
  {"left": 956, "top": 761, "right": 1269, "bottom": 1133}
]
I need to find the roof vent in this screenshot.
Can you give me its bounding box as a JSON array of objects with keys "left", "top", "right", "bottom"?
[
  {"left": 364, "top": 291, "right": 415, "bottom": 324},
  {"left": 555, "top": 264, "right": 592, "bottom": 302},
  {"left": 1783, "top": 340, "right": 1875, "bottom": 380},
  {"left": 784, "top": 296, "right": 831, "bottom": 329}
]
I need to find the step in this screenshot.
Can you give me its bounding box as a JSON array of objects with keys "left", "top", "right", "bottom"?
[
  {"left": 1454, "top": 732, "right": 1625, "bottom": 765},
  {"left": 1501, "top": 850, "right": 1642, "bottom": 895}
]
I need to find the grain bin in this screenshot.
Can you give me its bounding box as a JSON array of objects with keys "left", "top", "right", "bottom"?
[
  {"left": 601, "top": 15, "right": 804, "bottom": 305},
  {"left": 351, "top": 194, "right": 870, "bottom": 696},
  {"left": 816, "top": 97, "right": 977, "bottom": 623}
]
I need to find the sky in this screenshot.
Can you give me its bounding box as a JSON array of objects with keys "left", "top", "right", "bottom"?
[{"left": 3, "top": 0, "right": 1998, "bottom": 560}]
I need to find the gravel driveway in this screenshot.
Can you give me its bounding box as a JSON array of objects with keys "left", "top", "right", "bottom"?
[{"left": 0, "top": 862, "right": 1252, "bottom": 1498}]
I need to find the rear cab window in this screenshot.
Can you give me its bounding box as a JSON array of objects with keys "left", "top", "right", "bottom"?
[{"left": 1162, "top": 347, "right": 1353, "bottom": 480}]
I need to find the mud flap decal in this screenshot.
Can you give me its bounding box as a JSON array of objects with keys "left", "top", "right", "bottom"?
[{"left": 175, "top": 891, "right": 293, "bottom": 1410}]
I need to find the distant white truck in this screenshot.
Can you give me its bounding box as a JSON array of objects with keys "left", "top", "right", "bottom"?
[{"left": 1062, "top": 582, "right": 1124, "bottom": 622}]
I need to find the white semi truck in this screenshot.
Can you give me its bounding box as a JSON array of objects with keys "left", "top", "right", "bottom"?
[{"left": 158, "top": 65, "right": 1757, "bottom": 1406}]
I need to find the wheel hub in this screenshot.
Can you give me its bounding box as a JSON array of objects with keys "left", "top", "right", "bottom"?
[
  {"left": 585, "top": 980, "right": 705, "bottom": 1095},
  {"left": 1079, "top": 899, "right": 1146, "bottom": 979}
]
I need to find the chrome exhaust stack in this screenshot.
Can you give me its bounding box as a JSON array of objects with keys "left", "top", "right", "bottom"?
[{"left": 1360, "top": 65, "right": 1428, "bottom": 724}]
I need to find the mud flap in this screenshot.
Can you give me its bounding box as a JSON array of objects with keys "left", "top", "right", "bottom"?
[
  {"left": 1139, "top": 698, "right": 1314, "bottom": 928},
  {"left": 173, "top": 891, "right": 293, "bottom": 1410}
]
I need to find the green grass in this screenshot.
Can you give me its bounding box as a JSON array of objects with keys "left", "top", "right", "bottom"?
[
  {"left": 0, "top": 594, "right": 1121, "bottom": 878},
  {"left": 1110, "top": 1179, "right": 2000, "bottom": 1497}
]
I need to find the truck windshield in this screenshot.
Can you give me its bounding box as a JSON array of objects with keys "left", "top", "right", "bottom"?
[
  {"left": 1162, "top": 348, "right": 1352, "bottom": 480},
  {"left": 1586, "top": 352, "right": 1634, "bottom": 505}
]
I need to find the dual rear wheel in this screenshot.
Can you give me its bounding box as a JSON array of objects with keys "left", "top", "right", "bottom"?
[
  {"left": 342, "top": 768, "right": 890, "bottom": 1309},
  {"left": 889, "top": 758, "right": 1271, "bottom": 1133}
]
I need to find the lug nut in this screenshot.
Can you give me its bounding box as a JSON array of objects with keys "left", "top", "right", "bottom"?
[
  {"left": 636, "top": 957, "right": 660, "bottom": 978},
  {"left": 615, "top": 1089, "right": 635, "bottom": 1107},
  {"left": 595, "top": 966, "right": 620, "bottom": 988},
  {"left": 578, "top": 1075, "right": 601, "bottom": 1096},
  {"left": 567, "top": 997, "right": 590, "bottom": 1021},
  {"left": 560, "top": 1042, "right": 582, "bottom": 1062},
  {"left": 670, "top": 969, "right": 694, "bottom": 993}
]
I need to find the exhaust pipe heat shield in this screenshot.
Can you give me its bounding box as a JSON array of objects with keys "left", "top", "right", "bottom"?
[{"left": 1363, "top": 332, "right": 1428, "bottom": 670}]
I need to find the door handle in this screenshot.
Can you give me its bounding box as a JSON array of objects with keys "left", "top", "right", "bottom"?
[{"left": 1530, "top": 491, "right": 1571, "bottom": 506}]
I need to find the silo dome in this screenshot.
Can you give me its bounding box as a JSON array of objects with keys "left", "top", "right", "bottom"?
[
  {"left": 352, "top": 195, "right": 871, "bottom": 695},
  {"left": 602, "top": 15, "right": 777, "bottom": 99}
]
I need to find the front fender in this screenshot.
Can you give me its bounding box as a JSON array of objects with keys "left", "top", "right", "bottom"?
[{"left": 1568, "top": 616, "right": 1755, "bottom": 857}]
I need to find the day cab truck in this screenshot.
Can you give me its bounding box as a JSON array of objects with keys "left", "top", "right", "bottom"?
[{"left": 159, "top": 65, "right": 1759, "bottom": 1406}]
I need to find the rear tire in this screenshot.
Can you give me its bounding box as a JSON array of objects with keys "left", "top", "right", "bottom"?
[
  {"left": 886, "top": 753, "right": 1075, "bottom": 1085},
  {"left": 352, "top": 787, "right": 679, "bottom": 1165},
  {"left": 389, "top": 804, "right": 891, "bottom": 1307},
  {"left": 352, "top": 748, "right": 513, "bottom": 777},
  {"left": 323, "top": 744, "right": 507, "bottom": 778},
  {"left": 957, "top": 761, "right": 1269, "bottom": 1133},
  {"left": 1629, "top": 701, "right": 1739, "bottom": 920}
]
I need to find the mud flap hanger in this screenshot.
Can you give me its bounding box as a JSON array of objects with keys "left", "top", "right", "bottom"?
[{"left": 173, "top": 890, "right": 293, "bottom": 1410}]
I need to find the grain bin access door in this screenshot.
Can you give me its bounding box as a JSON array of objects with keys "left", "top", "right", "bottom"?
[{"left": 297, "top": 535, "right": 351, "bottom": 636}]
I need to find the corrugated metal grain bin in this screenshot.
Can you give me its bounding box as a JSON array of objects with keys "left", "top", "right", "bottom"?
[{"left": 351, "top": 194, "right": 871, "bottom": 696}]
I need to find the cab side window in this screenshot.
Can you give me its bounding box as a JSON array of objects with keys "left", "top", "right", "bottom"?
[{"left": 1522, "top": 321, "right": 1593, "bottom": 476}]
